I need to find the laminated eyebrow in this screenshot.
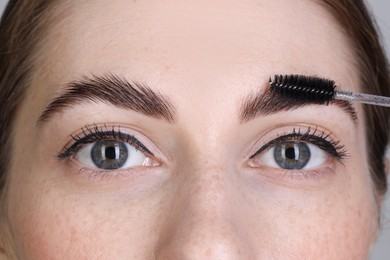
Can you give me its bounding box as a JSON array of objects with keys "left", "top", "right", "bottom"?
[
  {"left": 38, "top": 74, "right": 176, "bottom": 126},
  {"left": 239, "top": 76, "right": 358, "bottom": 124}
]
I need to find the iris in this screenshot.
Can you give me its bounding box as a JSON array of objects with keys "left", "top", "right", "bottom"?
[
  {"left": 91, "top": 140, "right": 129, "bottom": 169},
  {"left": 273, "top": 142, "right": 310, "bottom": 170}
]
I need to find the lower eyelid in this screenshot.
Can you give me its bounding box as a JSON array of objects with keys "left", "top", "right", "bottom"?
[
  {"left": 62, "top": 162, "right": 164, "bottom": 183},
  {"left": 244, "top": 164, "right": 337, "bottom": 188},
  {"left": 279, "top": 166, "right": 336, "bottom": 180}
]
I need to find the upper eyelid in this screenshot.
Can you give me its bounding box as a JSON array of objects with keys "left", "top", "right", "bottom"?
[
  {"left": 248, "top": 128, "right": 347, "bottom": 160},
  {"left": 250, "top": 134, "right": 332, "bottom": 158},
  {"left": 249, "top": 134, "right": 305, "bottom": 159},
  {"left": 58, "top": 127, "right": 154, "bottom": 159},
  {"left": 75, "top": 131, "right": 152, "bottom": 154}
]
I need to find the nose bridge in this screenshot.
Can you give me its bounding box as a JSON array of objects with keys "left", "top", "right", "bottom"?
[{"left": 156, "top": 163, "right": 256, "bottom": 259}]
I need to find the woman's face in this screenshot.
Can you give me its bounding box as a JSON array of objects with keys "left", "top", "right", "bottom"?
[{"left": 3, "top": 0, "right": 379, "bottom": 258}]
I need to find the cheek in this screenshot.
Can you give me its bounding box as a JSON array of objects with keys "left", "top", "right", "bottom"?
[
  {"left": 244, "top": 190, "right": 377, "bottom": 259},
  {"left": 5, "top": 163, "right": 169, "bottom": 259},
  {"left": 252, "top": 173, "right": 378, "bottom": 259},
  {"left": 5, "top": 168, "right": 378, "bottom": 259},
  {"left": 293, "top": 195, "right": 376, "bottom": 258},
  {"left": 8, "top": 190, "right": 165, "bottom": 259}
]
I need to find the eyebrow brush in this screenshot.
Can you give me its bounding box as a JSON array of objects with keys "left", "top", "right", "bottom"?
[{"left": 269, "top": 74, "right": 390, "bottom": 108}]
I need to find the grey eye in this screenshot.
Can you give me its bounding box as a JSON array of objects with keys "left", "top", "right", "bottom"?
[
  {"left": 76, "top": 140, "right": 148, "bottom": 170},
  {"left": 273, "top": 142, "right": 310, "bottom": 170},
  {"left": 91, "top": 140, "right": 129, "bottom": 169},
  {"left": 258, "top": 142, "right": 328, "bottom": 170}
]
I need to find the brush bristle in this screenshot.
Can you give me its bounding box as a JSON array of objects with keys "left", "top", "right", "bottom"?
[{"left": 269, "top": 74, "right": 336, "bottom": 104}]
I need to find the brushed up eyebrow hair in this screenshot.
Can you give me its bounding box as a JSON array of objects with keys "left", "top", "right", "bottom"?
[
  {"left": 37, "top": 74, "right": 176, "bottom": 125},
  {"left": 239, "top": 82, "right": 358, "bottom": 124}
]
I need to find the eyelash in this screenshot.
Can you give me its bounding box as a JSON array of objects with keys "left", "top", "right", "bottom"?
[
  {"left": 249, "top": 126, "right": 348, "bottom": 161},
  {"left": 58, "top": 125, "right": 347, "bottom": 173},
  {"left": 58, "top": 124, "right": 153, "bottom": 160}
]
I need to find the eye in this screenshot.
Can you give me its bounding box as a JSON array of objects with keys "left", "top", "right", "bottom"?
[
  {"left": 248, "top": 127, "right": 348, "bottom": 171},
  {"left": 58, "top": 125, "right": 160, "bottom": 171},
  {"left": 257, "top": 141, "right": 328, "bottom": 170},
  {"left": 75, "top": 140, "right": 151, "bottom": 170}
]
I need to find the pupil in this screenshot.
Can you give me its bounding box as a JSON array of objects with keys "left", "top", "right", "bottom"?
[
  {"left": 105, "top": 146, "right": 117, "bottom": 160},
  {"left": 285, "top": 147, "right": 296, "bottom": 160}
]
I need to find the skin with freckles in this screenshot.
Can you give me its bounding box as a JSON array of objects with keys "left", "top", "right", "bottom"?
[{"left": 0, "top": 0, "right": 380, "bottom": 259}]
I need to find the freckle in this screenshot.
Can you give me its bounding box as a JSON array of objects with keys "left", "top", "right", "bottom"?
[
  {"left": 356, "top": 211, "right": 362, "bottom": 220},
  {"left": 212, "top": 174, "right": 221, "bottom": 182},
  {"left": 194, "top": 182, "right": 202, "bottom": 194}
]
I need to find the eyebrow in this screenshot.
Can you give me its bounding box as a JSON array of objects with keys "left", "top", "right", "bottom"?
[
  {"left": 239, "top": 81, "right": 358, "bottom": 124},
  {"left": 38, "top": 74, "right": 176, "bottom": 125}
]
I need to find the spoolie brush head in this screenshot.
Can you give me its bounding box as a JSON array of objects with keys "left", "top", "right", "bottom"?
[{"left": 269, "top": 74, "right": 336, "bottom": 105}]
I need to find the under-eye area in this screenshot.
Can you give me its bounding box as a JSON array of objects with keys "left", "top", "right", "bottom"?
[{"left": 247, "top": 125, "right": 348, "bottom": 180}]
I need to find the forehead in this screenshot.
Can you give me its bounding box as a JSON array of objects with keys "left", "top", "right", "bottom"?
[
  {"left": 45, "top": 0, "right": 349, "bottom": 73},
  {"left": 41, "top": 0, "right": 356, "bottom": 82}
]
